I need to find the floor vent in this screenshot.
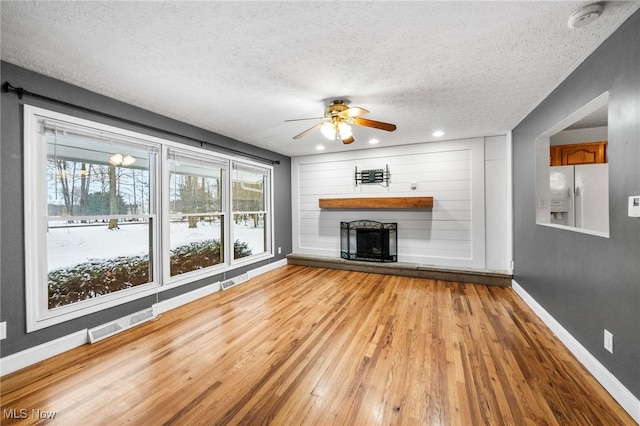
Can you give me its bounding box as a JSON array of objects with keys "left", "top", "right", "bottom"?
[
  {"left": 88, "top": 323, "right": 123, "bottom": 343},
  {"left": 221, "top": 272, "right": 249, "bottom": 290},
  {"left": 88, "top": 308, "right": 156, "bottom": 344},
  {"left": 129, "top": 309, "right": 154, "bottom": 326}
]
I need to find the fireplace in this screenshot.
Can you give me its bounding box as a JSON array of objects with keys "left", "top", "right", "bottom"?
[{"left": 340, "top": 220, "right": 397, "bottom": 262}]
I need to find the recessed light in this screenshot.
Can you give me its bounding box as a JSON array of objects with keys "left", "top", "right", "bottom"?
[
  {"left": 368, "top": 139, "right": 379, "bottom": 145},
  {"left": 316, "top": 145, "right": 325, "bottom": 150},
  {"left": 432, "top": 130, "right": 445, "bottom": 137}
]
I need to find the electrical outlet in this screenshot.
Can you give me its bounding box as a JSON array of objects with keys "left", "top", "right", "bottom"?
[
  {"left": 0, "top": 322, "right": 6, "bottom": 340},
  {"left": 604, "top": 329, "right": 613, "bottom": 353},
  {"left": 277, "top": 246, "right": 281, "bottom": 254}
]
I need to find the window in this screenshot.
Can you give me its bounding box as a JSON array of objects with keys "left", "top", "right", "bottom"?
[
  {"left": 167, "top": 150, "right": 227, "bottom": 278},
  {"left": 24, "top": 106, "right": 274, "bottom": 331},
  {"left": 25, "top": 106, "right": 160, "bottom": 330},
  {"left": 46, "top": 130, "right": 158, "bottom": 308},
  {"left": 232, "top": 163, "right": 271, "bottom": 261}
]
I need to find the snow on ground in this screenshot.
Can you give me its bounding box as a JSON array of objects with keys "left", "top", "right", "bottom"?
[{"left": 47, "top": 221, "right": 265, "bottom": 270}]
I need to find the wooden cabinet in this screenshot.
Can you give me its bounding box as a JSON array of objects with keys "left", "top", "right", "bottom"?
[
  {"left": 550, "top": 141, "right": 607, "bottom": 166},
  {"left": 550, "top": 146, "right": 562, "bottom": 166}
]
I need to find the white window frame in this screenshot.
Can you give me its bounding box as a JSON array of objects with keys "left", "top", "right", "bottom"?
[
  {"left": 230, "top": 161, "right": 274, "bottom": 266},
  {"left": 162, "top": 147, "right": 230, "bottom": 287},
  {"left": 24, "top": 105, "right": 163, "bottom": 331},
  {"left": 24, "top": 105, "right": 275, "bottom": 332}
]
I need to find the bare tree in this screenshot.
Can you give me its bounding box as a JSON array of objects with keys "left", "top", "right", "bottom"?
[
  {"left": 79, "top": 163, "right": 89, "bottom": 221},
  {"left": 185, "top": 175, "right": 199, "bottom": 228},
  {"left": 108, "top": 165, "right": 119, "bottom": 230},
  {"left": 56, "top": 160, "right": 72, "bottom": 216}
]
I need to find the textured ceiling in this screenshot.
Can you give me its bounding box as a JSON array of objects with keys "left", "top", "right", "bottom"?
[{"left": 1, "top": 1, "right": 638, "bottom": 157}]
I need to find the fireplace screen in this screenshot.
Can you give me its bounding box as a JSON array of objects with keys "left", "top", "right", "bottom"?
[{"left": 340, "top": 220, "right": 397, "bottom": 262}]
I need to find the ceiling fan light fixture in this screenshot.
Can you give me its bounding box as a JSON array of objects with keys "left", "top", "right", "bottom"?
[
  {"left": 287, "top": 99, "right": 395, "bottom": 143},
  {"left": 109, "top": 153, "right": 136, "bottom": 167},
  {"left": 320, "top": 121, "right": 352, "bottom": 141},
  {"left": 337, "top": 122, "right": 352, "bottom": 138},
  {"left": 320, "top": 122, "right": 334, "bottom": 140}
]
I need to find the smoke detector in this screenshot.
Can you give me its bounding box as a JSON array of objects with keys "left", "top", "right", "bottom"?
[{"left": 568, "top": 4, "right": 603, "bottom": 29}]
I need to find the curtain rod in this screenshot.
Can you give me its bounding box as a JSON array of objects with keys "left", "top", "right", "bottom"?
[{"left": 2, "top": 81, "right": 280, "bottom": 165}]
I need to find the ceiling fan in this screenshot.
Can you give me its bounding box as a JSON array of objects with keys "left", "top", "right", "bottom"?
[{"left": 285, "top": 100, "right": 396, "bottom": 144}]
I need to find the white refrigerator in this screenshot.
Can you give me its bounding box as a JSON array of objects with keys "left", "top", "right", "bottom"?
[{"left": 549, "top": 164, "right": 609, "bottom": 233}]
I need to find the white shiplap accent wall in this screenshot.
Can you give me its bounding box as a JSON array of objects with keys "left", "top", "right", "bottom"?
[
  {"left": 485, "top": 135, "right": 509, "bottom": 271},
  {"left": 292, "top": 138, "right": 494, "bottom": 269}
]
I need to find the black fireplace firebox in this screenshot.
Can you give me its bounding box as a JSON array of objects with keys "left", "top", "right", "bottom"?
[{"left": 340, "top": 220, "right": 397, "bottom": 262}]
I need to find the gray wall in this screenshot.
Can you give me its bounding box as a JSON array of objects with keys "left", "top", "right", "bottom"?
[
  {"left": 0, "top": 62, "right": 292, "bottom": 357},
  {"left": 513, "top": 11, "right": 639, "bottom": 398}
]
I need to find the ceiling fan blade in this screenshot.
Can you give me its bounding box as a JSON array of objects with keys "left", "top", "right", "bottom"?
[
  {"left": 339, "top": 107, "right": 369, "bottom": 118},
  {"left": 342, "top": 135, "right": 355, "bottom": 144},
  {"left": 284, "top": 117, "right": 323, "bottom": 122},
  {"left": 293, "top": 123, "right": 322, "bottom": 139},
  {"left": 352, "top": 117, "right": 397, "bottom": 132}
]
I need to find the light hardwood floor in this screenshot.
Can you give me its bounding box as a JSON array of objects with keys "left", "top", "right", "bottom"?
[{"left": 1, "top": 265, "right": 634, "bottom": 425}]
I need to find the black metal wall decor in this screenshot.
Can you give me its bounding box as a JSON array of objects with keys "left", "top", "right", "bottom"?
[
  {"left": 355, "top": 164, "right": 390, "bottom": 186},
  {"left": 340, "top": 220, "right": 397, "bottom": 262}
]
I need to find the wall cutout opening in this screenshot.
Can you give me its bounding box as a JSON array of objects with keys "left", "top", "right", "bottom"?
[{"left": 535, "top": 92, "right": 609, "bottom": 237}]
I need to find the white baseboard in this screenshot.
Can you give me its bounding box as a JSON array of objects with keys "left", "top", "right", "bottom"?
[
  {"left": 0, "top": 259, "right": 289, "bottom": 377},
  {"left": 0, "top": 329, "right": 88, "bottom": 376},
  {"left": 153, "top": 281, "right": 222, "bottom": 316},
  {"left": 512, "top": 279, "right": 640, "bottom": 424},
  {"left": 248, "top": 258, "right": 288, "bottom": 278}
]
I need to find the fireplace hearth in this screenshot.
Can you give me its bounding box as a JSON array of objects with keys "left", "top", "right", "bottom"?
[{"left": 340, "top": 220, "right": 397, "bottom": 262}]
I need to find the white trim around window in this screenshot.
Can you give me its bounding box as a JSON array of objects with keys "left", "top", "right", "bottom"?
[{"left": 23, "top": 105, "right": 274, "bottom": 332}]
